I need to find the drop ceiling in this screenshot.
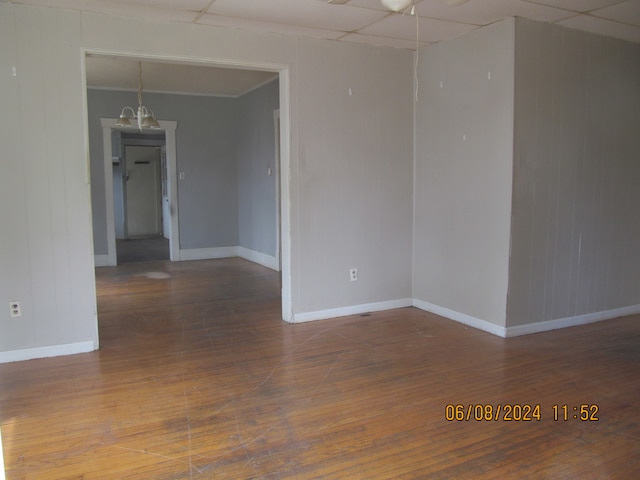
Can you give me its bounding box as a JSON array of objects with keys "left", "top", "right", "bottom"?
[{"left": 8, "top": 0, "right": 638, "bottom": 96}]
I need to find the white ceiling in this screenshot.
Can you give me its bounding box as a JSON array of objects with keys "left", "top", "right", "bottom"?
[{"left": 9, "top": 0, "right": 639, "bottom": 96}]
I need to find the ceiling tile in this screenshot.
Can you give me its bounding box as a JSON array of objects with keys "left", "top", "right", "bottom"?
[
  {"left": 359, "top": 13, "right": 478, "bottom": 43},
  {"left": 341, "top": 31, "right": 431, "bottom": 49},
  {"left": 107, "top": 0, "right": 212, "bottom": 12},
  {"left": 591, "top": 0, "right": 640, "bottom": 26},
  {"left": 558, "top": 13, "right": 640, "bottom": 42},
  {"left": 7, "top": 0, "right": 640, "bottom": 48},
  {"left": 10, "top": 0, "right": 199, "bottom": 22},
  {"left": 416, "top": 0, "right": 575, "bottom": 26},
  {"left": 87, "top": 1, "right": 198, "bottom": 23},
  {"left": 521, "top": 0, "right": 624, "bottom": 13},
  {"left": 206, "top": 0, "right": 388, "bottom": 33},
  {"left": 197, "top": 13, "right": 344, "bottom": 40}
]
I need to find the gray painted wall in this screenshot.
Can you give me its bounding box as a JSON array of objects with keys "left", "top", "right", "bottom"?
[
  {"left": 413, "top": 20, "right": 515, "bottom": 327},
  {"left": 506, "top": 18, "right": 640, "bottom": 326},
  {"left": 237, "top": 80, "right": 280, "bottom": 257},
  {"left": 89, "top": 79, "right": 280, "bottom": 257},
  {"left": 295, "top": 38, "right": 414, "bottom": 312},
  {"left": 88, "top": 89, "right": 239, "bottom": 251}
]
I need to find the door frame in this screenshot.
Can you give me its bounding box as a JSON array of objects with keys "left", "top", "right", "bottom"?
[
  {"left": 273, "top": 108, "right": 281, "bottom": 271},
  {"left": 86, "top": 50, "right": 293, "bottom": 322},
  {"left": 101, "top": 118, "right": 179, "bottom": 264}
]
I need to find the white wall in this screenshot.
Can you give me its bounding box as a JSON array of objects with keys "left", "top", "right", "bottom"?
[
  {"left": 0, "top": 3, "right": 414, "bottom": 358},
  {"left": 294, "top": 38, "right": 415, "bottom": 315},
  {"left": 413, "top": 20, "right": 515, "bottom": 330},
  {"left": 0, "top": 4, "right": 99, "bottom": 357}
]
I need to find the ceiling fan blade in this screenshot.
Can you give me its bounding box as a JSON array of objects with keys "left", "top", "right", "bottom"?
[{"left": 328, "top": 0, "right": 350, "bottom": 4}]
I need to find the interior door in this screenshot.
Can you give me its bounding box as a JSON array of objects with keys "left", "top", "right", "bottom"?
[{"left": 125, "top": 145, "right": 162, "bottom": 238}]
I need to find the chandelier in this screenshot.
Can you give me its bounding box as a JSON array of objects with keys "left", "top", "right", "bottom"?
[{"left": 115, "top": 62, "right": 160, "bottom": 131}]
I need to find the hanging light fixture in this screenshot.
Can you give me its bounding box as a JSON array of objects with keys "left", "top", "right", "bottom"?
[
  {"left": 115, "top": 61, "right": 160, "bottom": 131},
  {"left": 380, "top": 0, "right": 413, "bottom": 12}
]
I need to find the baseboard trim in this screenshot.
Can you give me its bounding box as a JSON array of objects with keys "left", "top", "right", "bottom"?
[
  {"left": 412, "top": 300, "right": 640, "bottom": 338},
  {"left": 178, "top": 246, "right": 279, "bottom": 270},
  {"left": 293, "top": 298, "right": 413, "bottom": 324},
  {"left": 412, "top": 300, "right": 507, "bottom": 337},
  {"left": 179, "top": 246, "right": 239, "bottom": 261},
  {"left": 504, "top": 304, "right": 640, "bottom": 337},
  {"left": 0, "top": 340, "right": 97, "bottom": 364},
  {"left": 237, "top": 247, "right": 279, "bottom": 271}
]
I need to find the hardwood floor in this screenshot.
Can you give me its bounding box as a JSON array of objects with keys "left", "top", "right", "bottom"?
[{"left": 1, "top": 257, "right": 639, "bottom": 479}]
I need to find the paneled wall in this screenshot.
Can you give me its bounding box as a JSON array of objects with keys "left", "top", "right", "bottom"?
[
  {"left": 507, "top": 18, "right": 640, "bottom": 327},
  {"left": 0, "top": 5, "right": 98, "bottom": 355}
]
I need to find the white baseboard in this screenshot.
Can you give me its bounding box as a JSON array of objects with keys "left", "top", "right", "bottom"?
[
  {"left": 293, "top": 298, "right": 413, "bottom": 323},
  {"left": 504, "top": 304, "right": 640, "bottom": 337},
  {"left": 94, "top": 254, "right": 111, "bottom": 267},
  {"left": 238, "top": 247, "right": 279, "bottom": 271},
  {"left": 179, "top": 246, "right": 239, "bottom": 261},
  {"left": 0, "top": 340, "right": 97, "bottom": 364},
  {"left": 178, "top": 246, "right": 279, "bottom": 271},
  {"left": 413, "top": 299, "right": 640, "bottom": 338},
  {"left": 413, "top": 299, "right": 507, "bottom": 337}
]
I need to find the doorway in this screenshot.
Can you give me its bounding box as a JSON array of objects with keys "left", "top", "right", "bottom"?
[
  {"left": 115, "top": 142, "right": 170, "bottom": 264},
  {"left": 123, "top": 145, "right": 162, "bottom": 238},
  {"left": 100, "top": 119, "right": 179, "bottom": 266},
  {"left": 87, "top": 53, "right": 292, "bottom": 322}
]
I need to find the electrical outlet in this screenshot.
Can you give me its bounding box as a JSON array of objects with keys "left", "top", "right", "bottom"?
[
  {"left": 9, "top": 301, "right": 21, "bottom": 318},
  {"left": 349, "top": 268, "right": 358, "bottom": 282}
]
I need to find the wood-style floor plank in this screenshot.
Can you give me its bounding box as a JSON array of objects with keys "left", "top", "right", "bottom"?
[{"left": 1, "top": 257, "right": 639, "bottom": 479}]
